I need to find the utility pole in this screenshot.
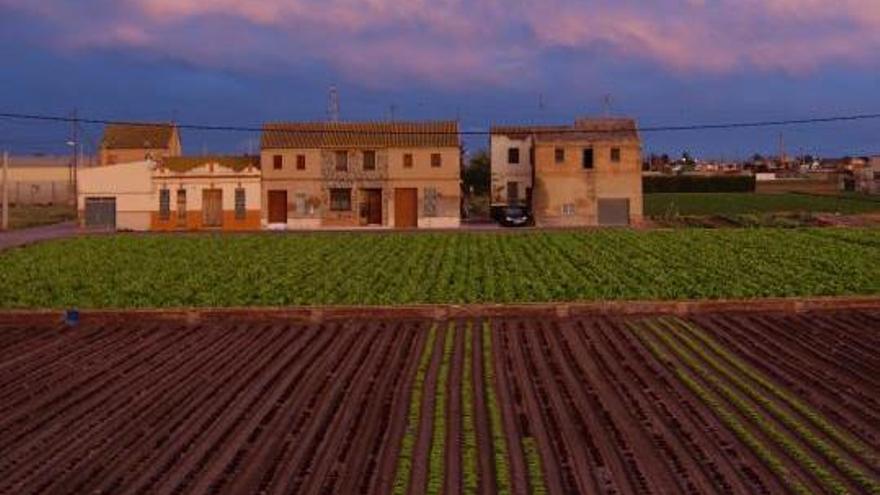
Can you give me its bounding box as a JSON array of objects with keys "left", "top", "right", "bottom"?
[
  {"left": 2, "top": 151, "right": 8, "bottom": 231},
  {"left": 778, "top": 132, "right": 785, "bottom": 169}
]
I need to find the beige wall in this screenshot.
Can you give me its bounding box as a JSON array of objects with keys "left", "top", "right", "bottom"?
[
  {"left": 77, "top": 160, "right": 155, "bottom": 230},
  {"left": 533, "top": 140, "right": 642, "bottom": 226},
  {"left": 261, "top": 146, "right": 461, "bottom": 229},
  {"left": 490, "top": 135, "right": 533, "bottom": 205}
]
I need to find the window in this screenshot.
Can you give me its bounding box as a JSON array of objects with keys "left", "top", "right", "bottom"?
[
  {"left": 403, "top": 153, "right": 414, "bottom": 168},
  {"left": 508, "top": 147, "right": 520, "bottom": 164},
  {"left": 431, "top": 153, "right": 442, "bottom": 168},
  {"left": 335, "top": 151, "right": 348, "bottom": 171},
  {"left": 363, "top": 150, "right": 376, "bottom": 171},
  {"left": 610, "top": 147, "right": 621, "bottom": 163},
  {"left": 176, "top": 189, "right": 187, "bottom": 219},
  {"left": 329, "top": 188, "right": 351, "bottom": 211},
  {"left": 296, "top": 154, "right": 306, "bottom": 170},
  {"left": 273, "top": 155, "right": 283, "bottom": 170},
  {"left": 235, "top": 188, "right": 246, "bottom": 220},
  {"left": 424, "top": 187, "right": 438, "bottom": 217},
  {"left": 582, "top": 148, "right": 594, "bottom": 169},
  {"left": 562, "top": 203, "right": 576, "bottom": 216},
  {"left": 555, "top": 147, "right": 565, "bottom": 164},
  {"left": 159, "top": 188, "right": 170, "bottom": 220}
]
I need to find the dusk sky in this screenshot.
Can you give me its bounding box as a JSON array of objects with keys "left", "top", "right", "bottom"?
[{"left": 1, "top": 0, "right": 879, "bottom": 159}]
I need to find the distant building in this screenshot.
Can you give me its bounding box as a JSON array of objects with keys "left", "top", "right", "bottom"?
[
  {"left": 260, "top": 121, "right": 461, "bottom": 229},
  {"left": 490, "top": 118, "right": 643, "bottom": 226},
  {"left": 99, "top": 123, "right": 181, "bottom": 166},
  {"left": 4, "top": 154, "right": 76, "bottom": 205}
]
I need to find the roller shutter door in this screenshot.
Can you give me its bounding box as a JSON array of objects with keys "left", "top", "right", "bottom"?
[
  {"left": 84, "top": 197, "right": 116, "bottom": 228},
  {"left": 598, "top": 198, "right": 630, "bottom": 226}
]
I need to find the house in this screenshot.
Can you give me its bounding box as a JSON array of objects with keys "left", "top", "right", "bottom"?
[
  {"left": 77, "top": 160, "right": 155, "bottom": 230},
  {"left": 488, "top": 128, "right": 535, "bottom": 217},
  {"left": 490, "top": 118, "right": 643, "bottom": 226},
  {"left": 260, "top": 121, "right": 461, "bottom": 229},
  {"left": 152, "top": 156, "right": 261, "bottom": 231},
  {"left": 99, "top": 123, "right": 182, "bottom": 166}
]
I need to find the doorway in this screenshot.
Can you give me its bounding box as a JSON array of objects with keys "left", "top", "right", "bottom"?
[{"left": 362, "top": 188, "right": 382, "bottom": 225}]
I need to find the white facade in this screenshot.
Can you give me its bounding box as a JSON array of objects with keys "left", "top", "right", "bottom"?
[
  {"left": 76, "top": 160, "right": 155, "bottom": 230},
  {"left": 490, "top": 134, "right": 533, "bottom": 206}
]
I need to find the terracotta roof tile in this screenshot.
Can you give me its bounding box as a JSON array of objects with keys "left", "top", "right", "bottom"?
[
  {"left": 160, "top": 155, "right": 260, "bottom": 173},
  {"left": 102, "top": 123, "right": 177, "bottom": 150},
  {"left": 492, "top": 117, "right": 639, "bottom": 143},
  {"left": 261, "top": 121, "right": 459, "bottom": 149}
]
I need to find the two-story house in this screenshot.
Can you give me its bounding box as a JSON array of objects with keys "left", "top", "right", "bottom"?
[
  {"left": 99, "top": 123, "right": 182, "bottom": 166},
  {"left": 260, "top": 121, "right": 461, "bottom": 229},
  {"left": 491, "top": 118, "right": 643, "bottom": 226}
]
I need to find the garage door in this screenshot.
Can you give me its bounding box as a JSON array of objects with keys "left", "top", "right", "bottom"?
[
  {"left": 394, "top": 188, "right": 418, "bottom": 228},
  {"left": 598, "top": 198, "right": 630, "bottom": 226},
  {"left": 84, "top": 197, "right": 116, "bottom": 228}
]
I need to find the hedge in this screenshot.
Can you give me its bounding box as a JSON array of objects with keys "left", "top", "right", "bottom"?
[{"left": 644, "top": 175, "right": 756, "bottom": 193}]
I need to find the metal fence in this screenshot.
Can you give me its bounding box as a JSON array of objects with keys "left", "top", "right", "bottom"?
[{"left": 7, "top": 181, "right": 75, "bottom": 205}]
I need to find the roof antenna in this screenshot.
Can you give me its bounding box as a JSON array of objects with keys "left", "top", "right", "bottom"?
[
  {"left": 538, "top": 92, "right": 545, "bottom": 112},
  {"left": 327, "top": 85, "right": 340, "bottom": 123},
  {"left": 389, "top": 103, "right": 397, "bottom": 122},
  {"left": 603, "top": 94, "right": 613, "bottom": 117}
]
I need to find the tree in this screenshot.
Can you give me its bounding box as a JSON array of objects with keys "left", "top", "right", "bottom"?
[{"left": 462, "top": 150, "right": 490, "bottom": 195}]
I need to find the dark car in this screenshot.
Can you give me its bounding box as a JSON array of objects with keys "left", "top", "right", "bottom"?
[{"left": 498, "top": 205, "right": 532, "bottom": 227}]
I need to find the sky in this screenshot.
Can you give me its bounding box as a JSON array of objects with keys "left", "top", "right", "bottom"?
[{"left": 1, "top": 0, "right": 879, "bottom": 160}]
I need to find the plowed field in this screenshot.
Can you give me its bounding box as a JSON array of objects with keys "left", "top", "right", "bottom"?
[{"left": 0, "top": 309, "right": 878, "bottom": 494}]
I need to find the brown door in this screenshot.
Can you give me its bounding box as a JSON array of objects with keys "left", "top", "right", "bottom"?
[
  {"left": 394, "top": 188, "right": 417, "bottom": 228},
  {"left": 268, "top": 190, "right": 288, "bottom": 223},
  {"left": 365, "top": 189, "right": 382, "bottom": 225},
  {"left": 202, "top": 189, "right": 223, "bottom": 228}
]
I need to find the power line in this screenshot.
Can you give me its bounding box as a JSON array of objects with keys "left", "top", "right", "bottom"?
[{"left": 0, "top": 110, "right": 880, "bottom": 135}]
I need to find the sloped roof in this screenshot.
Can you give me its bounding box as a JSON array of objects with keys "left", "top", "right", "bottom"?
[
  {"left": 261, "top": 121, "right": 459, "bottom": 149},
  {"left": 160, "top": 155, "right": 260, "bottom": 173},
  {"left": 102, "top": 123, "right": 176, "bottom": 150},
  {"left": 492, "top": 117, "right": 639, "bottom": 143}
]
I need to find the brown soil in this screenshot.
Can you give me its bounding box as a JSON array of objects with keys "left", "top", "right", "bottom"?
[{"left": 0, "top": 308, "right": 877, "bottom": 494}]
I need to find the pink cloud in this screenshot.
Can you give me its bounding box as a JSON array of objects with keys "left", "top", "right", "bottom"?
[{"left": 4, "top": 0, "right": 880, "bottom": 85}]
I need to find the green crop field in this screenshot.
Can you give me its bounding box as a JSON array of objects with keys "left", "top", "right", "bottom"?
[
  {"left": 645, "top": 193, "right": 880, "bottom": 217},
  {"left": 1, "top": 229, "right": 878, "bottom": 308}
]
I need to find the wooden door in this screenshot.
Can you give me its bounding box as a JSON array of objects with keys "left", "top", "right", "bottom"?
[
  {"left": 366, "top": 189, "right": 382, "bottom": 225},
  {"left": 202, "top": 189, "right": 223, "bottom": 228},
  {"left": 268, "top": 190, "right": 288, "bottom": 224},
  {"left": 394, "top": 188, "right": 417, "bottom": 228}
]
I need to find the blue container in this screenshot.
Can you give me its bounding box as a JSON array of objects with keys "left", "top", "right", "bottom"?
[{"left": 65, "top": 309, "right": 80, "bottom": 327}]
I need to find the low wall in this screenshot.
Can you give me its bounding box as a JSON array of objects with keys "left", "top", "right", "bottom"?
[{"left": 2, "top": 296, "right": 877, "bottom": 326}]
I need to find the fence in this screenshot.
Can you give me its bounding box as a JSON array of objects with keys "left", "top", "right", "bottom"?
[{"left": 6, "top": 181, "right": 75, "bottom": 206}]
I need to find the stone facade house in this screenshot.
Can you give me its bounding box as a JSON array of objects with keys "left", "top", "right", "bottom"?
[
  {"left": 260, "top": 121, "right": 461, "bottom": 229},
  {"left": 99, "top": 123, "right": 182, "bottom": 166},
  {"left": 152, "top": 156, "right": 262, "bottom": 231},
  {"left": 491, "top": 118, "right": 643, "bottom": 226}
]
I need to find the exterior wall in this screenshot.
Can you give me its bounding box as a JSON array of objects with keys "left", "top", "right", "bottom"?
[
  {"left": 490, "top": 135, "right": 533, "bottom": 206},
  {"left": 261, "top": 146, "right": 461, "bottom": 229},
  {"left": 76, "top": 161, "right": 155, "bottom": 230},
  {"left": 152, "top": 164, "right": 262, "bottom": 231},
  {"left": 533, "top": 141, "right": 642, "bottom": 226},
  {"left": 99, "top": 129, "right": 181, "bottom": 166}
]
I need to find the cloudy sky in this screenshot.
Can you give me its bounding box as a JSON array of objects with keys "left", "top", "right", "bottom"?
[{"left": 1, "top": 0, "right": 879, "bottom": 158}]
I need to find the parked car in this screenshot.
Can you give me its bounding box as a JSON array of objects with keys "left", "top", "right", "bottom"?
[{"left": 498, "top": 205, "right": 532, "bottom": 227}]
